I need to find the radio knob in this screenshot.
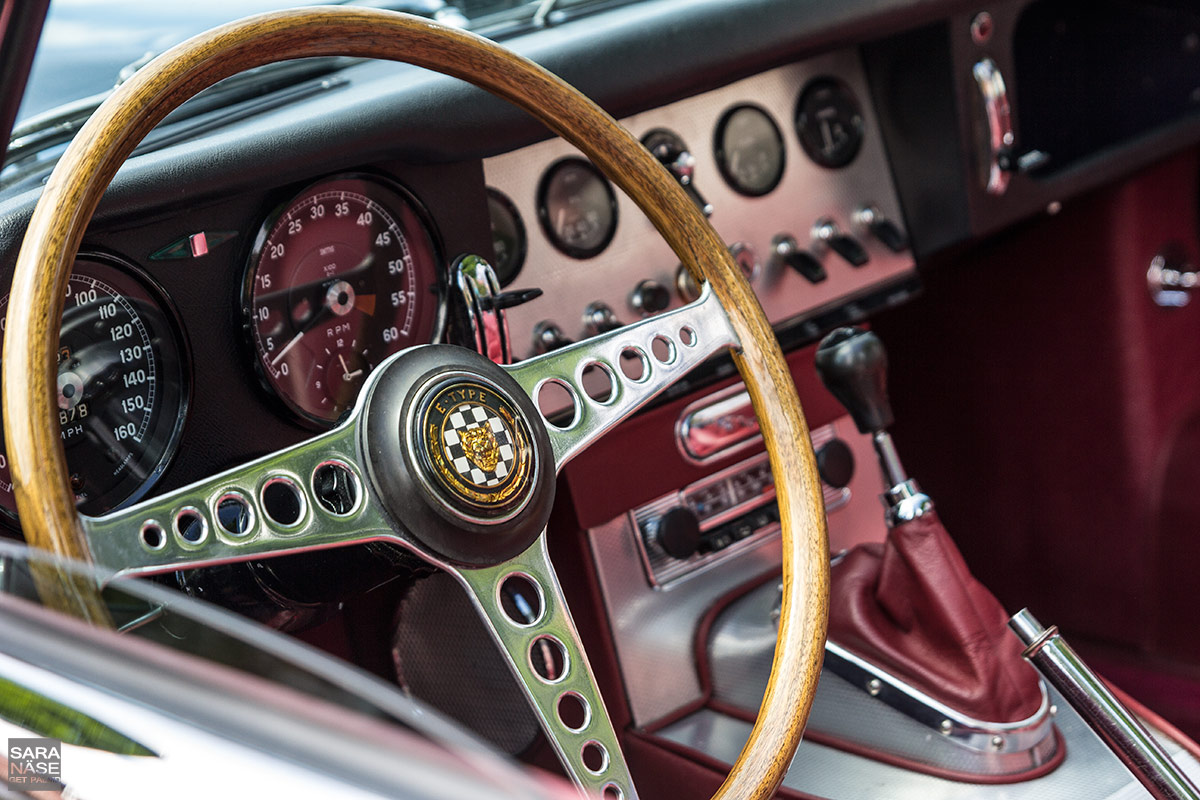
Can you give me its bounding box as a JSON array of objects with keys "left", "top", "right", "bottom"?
[
  {"left": 816, "top": 438, "right": 855, "bottom": 489},
  {"left": 654, "top": 506, "right": 701, "bottom": 560}
]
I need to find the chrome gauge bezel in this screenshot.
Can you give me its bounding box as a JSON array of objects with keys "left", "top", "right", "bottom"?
[
  {"left": 794, "top": 75, "right": 866, "bottom": 170},
  {"left": 241, "top": 171, "right": 444, "bottom": 430},
  {"left": 536, "top": 157, "right": 619, "bottom": 260},
  {"left": 713, "top": 103, "right": 787, "bottom": 197},
  {"left": 486, "top": 186, "right": 528, "bottom": 287},
  {"left": 0, "top": 250, "right": 192, "bottom": 525}
]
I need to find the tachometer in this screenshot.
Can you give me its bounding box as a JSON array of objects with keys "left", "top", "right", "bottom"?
[
  {"left": 0, "top": 255, "right": 189, "bottom": 519},
  {"left": 245, "top": 174, "right": 440, "bottom": 426}
]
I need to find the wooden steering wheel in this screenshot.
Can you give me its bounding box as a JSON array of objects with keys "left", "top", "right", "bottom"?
[{"left": 1, "top": 8, "right": 829, "bottom": 800}]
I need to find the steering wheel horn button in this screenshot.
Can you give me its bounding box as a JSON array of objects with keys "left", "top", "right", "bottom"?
[
  {"left": 416, "top": 378, "right": 535, "bottom": 521},
  {"left": 361, "top": 346, "right": 555, "bottom": 567}
]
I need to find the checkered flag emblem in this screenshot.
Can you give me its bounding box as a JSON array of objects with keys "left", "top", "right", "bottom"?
[{"left": 442, "top": 404, "right": 516, "bottom": 488}]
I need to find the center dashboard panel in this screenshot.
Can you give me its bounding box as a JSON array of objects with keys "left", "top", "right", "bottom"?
[{"left": 483, "top": 50, "right": 916, "bottom": 363}]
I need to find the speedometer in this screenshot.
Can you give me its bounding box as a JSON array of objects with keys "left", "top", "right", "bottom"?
[
  {"left": 0, "top": 255, "right": 189, "bottom": 519},
  {"left": 244, "top": 174, "right": 440, "bottom": 426}
]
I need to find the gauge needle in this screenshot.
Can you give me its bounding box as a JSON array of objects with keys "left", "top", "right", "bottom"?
[
  {"left": 271, "top": 330, "right": 304, "bottom": 366},
  {"left": 353, "top": 293, "right": 376, "bottom": 316},
  {"left": 338, "top": 354, "right": 363, "bottom": 381}
]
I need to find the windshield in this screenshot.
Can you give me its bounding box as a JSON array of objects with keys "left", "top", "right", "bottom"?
[
  {"left": 3, "top": 0, "right": 627, "bottom": 194},
  {"left": 16, "top": 0, "right": 613, "bottom": 125}
]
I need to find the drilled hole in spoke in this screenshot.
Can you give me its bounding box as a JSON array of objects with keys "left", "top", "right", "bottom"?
[
  {"left": 581, "top": 741, "right": 609, "bottom": 774},
  {"left": 619, "top": 347, "right": 648, "bottom": 383},
  {"left": 312, "top": 461, "right": 359, "bottom": 516},
  {"left": 602, "top": 784, "right": 624, "bottom": 800},
  {"left": 529, "top": 635, "right": 568, "bottom": 683},
  {"left": 557, "top": 692, "right": 590, "bottom": 732},
  {"left": 499, "top": 574, "right": 543, "bottom": 626},
  {"left": 581, "top": 362, "right": 615, "bottom": 404},
  {"left": 651, "top": 335, "right": 676, "bottom": 364},
  {"left": 216, "top": 493, "right": 253, "bottom": 536},
  {"left": 174, "top": 509, "right": 206, "bottom": 543},
  {"left": 140, "top": 522, "right": 165, "bottom": 550},
  {"left": 536, "top": 379, "right": 579, "bottom": 429},
  {"left": 680, "top": 326, "right": 697, "bottom": 347},
  {"left": 262, "top": 477, "right": 304, "bottom": 527}
]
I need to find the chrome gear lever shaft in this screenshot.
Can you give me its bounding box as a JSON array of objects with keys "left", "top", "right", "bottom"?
[{"left": 815, "top": 327, "right": 931, "bottom": 526}]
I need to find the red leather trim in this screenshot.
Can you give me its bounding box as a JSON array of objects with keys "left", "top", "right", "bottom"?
[
  {"left": 548, "top": 493, "right": 635, "bottom": 734},
  {"left": 827, "top": 511, "right": 1044, "bottom": 723},
  {"left": 640, "top": 696, "right": 711, "bottom": 736},
  {"left": 874, "top": 150, "right": 1200, "bottom": 666}
]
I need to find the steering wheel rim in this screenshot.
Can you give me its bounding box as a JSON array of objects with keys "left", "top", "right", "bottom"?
[{"left": 2, "top": 8, "right": 829, "bottom": 800}]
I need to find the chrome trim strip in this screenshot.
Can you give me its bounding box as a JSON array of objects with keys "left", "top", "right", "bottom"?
[
  {"left": 824, "top": 640, "right": 1055, "bottom": 754},
  {"left": 675, "top": 384, "right": 762, "bottom": 464},
  {"left": 972, "top": 58, "right": 1013, "bottom": 196}
]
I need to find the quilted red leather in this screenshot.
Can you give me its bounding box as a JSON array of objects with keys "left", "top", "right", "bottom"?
[{"left": 828, "top": 511, "right": 1043, "bottom": 722}]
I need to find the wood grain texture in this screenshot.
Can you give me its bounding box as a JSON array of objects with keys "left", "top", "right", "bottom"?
[{"left": 1, "top": 7, "right": 829, "bottom": 796}]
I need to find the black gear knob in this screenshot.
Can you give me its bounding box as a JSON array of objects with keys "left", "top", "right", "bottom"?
[{"left": 814, "top": 327, "right": 894, "bottom": 435}]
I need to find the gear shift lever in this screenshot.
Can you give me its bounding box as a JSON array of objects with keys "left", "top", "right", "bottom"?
[
  {"left": 812, "top": 326, "right": 1046, "bottom": 730},
  {"left": 815, "top": 327, "right": 931, "bottom": 526}
]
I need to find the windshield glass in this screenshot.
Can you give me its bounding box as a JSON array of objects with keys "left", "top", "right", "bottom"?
[
  {"left": 3, "top": 0, "right": 627, "bottom": 194},
  {"left": 17, "top": 0, "right": 612, "bottom": 125}
]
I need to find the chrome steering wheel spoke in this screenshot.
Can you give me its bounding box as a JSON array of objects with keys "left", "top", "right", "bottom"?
[
  {"left": 83, "top": 417, "right": 396, "bottom": 578},
  {"left": 504, "top": 282, "right": 738, "bottom": 472},
  {"left": 449, "top": 531, "right": 637, "bottom": 799}
]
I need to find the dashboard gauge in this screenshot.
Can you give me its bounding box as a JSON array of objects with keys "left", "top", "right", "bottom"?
[
  {"left": 714, "top": 105, "right": 786, "bottom": 196},
  {"left": 537, "top": 158, "right": 618, "bottom": 259},
  {"left": 794, "top": 77, "right": 865, "bottom": 169},
  {"left": 486, "top": 188, "right": 526, "bottom": 286},
  {"left": 0, "top": 255, "right": 189, "bottom": 519},
  {"left": 245, "top": 174, "right": 439, "bottom": 426}
]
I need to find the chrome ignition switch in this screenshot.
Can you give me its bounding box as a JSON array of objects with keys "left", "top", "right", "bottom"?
[{"left": 643, "top": 128, "right": 713, "bottom": 217}]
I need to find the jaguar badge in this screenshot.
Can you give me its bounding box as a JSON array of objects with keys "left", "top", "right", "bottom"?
[{"left": 418, "top": 379, "right": 533, "bottom": 517}]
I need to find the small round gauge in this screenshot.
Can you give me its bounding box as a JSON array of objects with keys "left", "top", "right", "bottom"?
[
  {"left": 486, "top": 188, "right": 526, "bottom": 286},
  {"left": 714, "top": 105, "right": 786, "bottom": 196},
  {"left": 537, "top": 158, "right": 618, "bottom": 259},
  {"left": 0, "top": 255, "right": 189, "bottom": 519},
  {"left": 794, "top": 77, "right": 866, "bottom": 169},
  {"left": 245, "top": 174, "right": 440, "bottom": 426}
]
